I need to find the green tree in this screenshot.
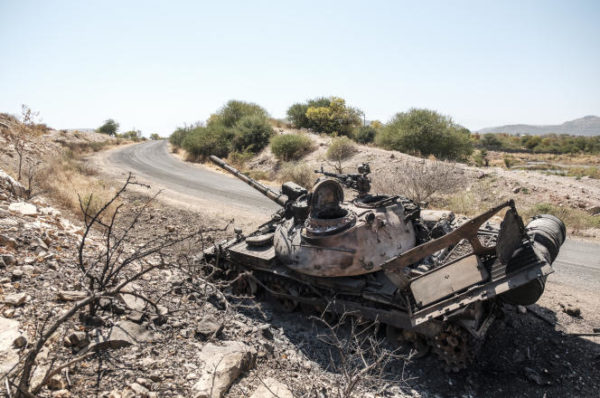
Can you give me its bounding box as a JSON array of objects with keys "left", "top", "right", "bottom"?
[
  {"left": 286, "top": 97, "right": 332, "bottom": 129},
  {"left": 305, "top": 97, "right": 362, "bottom": 136},
  {"left": 376, "top": 108, "right": 473, "bottom": 161},
  {"left": 231, "top": 115, "right": 274, "bottom": 153},
  {"left": 210, "top": 100, "right": 269, "bottom": 128},
  {"left": 97, "top": 119, "right": 119, "bottom": 136},
  {"left": 182, "top": 124, "right": 233, "bottom": 160},
  {"left": 355, "top": 125, "right": 377, "bottom": 144},
  {"left": 150, "top": 133, "right": 161, "bottom": 140}
]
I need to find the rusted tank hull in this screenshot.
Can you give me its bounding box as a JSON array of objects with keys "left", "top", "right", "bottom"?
[{"left": 274, "top": 202, "right": 416, "bottom": 277}]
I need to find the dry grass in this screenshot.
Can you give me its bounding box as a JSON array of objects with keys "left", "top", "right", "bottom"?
[
  {"left": 38, "top": 149, "right": 117, "bottom": 216},
  {"left": 521, "top": 203, "right": 600, "bottom": 231},
  {"left": 279, "top": 162, "right": 316, "bottom": 188}
]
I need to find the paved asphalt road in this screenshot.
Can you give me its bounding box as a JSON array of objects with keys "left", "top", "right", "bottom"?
[
  {"left": 107, "top": 140, "right": 600, "bottom": 289},
  {"left": 108, "top": 140, "right": 280, "bottom": 214}
]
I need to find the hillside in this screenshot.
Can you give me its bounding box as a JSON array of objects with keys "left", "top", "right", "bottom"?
[{"left": 479, "top": 115, "right": 600, "bottom": 136}]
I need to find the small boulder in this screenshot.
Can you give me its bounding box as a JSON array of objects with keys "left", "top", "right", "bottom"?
[
  {"left": 122, "top": 382, "right": 149, "bottom": 398},
  {"left": 192, "top": 341, "right": 257, "bottom": 398},
  {"left": 250, "top": 378, "right": 294, "bottom": 398},
  {"left": 3, "top": 293, "right": 29, "bottom": 306},
  {"left": 92, "top": 321, "right": 155, "bottom": 351},
  {"left": 1, "top": 253, "right": 16, "bottom": 265},
  {"left": 586, "top": 205, "right": 600, "bottom": 216},
  {"left": 56, "top": 290, "right": 87, "bottom": 302},
  {"left": 0, "top": 234, "right": 17, "bottom": 250},
  {"left": 52, "top": 390, "right": 72, "bottom": 398},
  {"left": 9, "top": 202, "right": 37, "bottom": 216},
  {"left": 47, "top": 375, "right": 66, "bottom": 390},
  {"left": 195, "top": 317, "right": 223, "bottom": 341},
  {"left": 13, "top": 335, "right": 27, "bottom": 348},
  {"left": 64, "top": 331, "right": 89, "bottom": 349},
  {"left": 0, "top": 317, "right": 20, "bottom": 374}
]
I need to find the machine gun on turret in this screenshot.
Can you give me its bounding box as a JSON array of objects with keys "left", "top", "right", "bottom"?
[{"left": 315, "top": 163, "right": 371, "bottom": 197}]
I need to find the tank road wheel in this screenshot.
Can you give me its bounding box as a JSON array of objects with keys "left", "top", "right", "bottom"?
[
  {"left": 269, "top": 281, "right": 299, "bottom": 313},
  {"left": 386, "top": 325, "right": 430, "bottom": 358},
  {"left": 231, "top": 273, "right": 257, "bottom": 297},
  {"left": 431, "top": 323, "right": 475, "bottom": 372}
]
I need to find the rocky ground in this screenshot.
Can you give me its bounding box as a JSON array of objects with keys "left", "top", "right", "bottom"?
[{"left": 1, "top": 118, "right": 599, "bottom": 397}]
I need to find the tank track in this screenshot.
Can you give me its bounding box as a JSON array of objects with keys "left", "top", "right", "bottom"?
[{"left": 231, "top": 265, "right": 481, "bottom": 371}]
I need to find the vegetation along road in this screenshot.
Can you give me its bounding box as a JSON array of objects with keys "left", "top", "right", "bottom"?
[{"left": 105, "top": 140, "right": 600, "bottom": 291}]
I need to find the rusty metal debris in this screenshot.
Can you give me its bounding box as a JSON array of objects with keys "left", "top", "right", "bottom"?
[{"left": 206, "top": 155, "right": 566, "bottom": 370}]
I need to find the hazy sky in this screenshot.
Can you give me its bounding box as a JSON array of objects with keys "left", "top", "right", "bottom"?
[{"left": 1, "top": 0, "right": 599, "bottom": 136}]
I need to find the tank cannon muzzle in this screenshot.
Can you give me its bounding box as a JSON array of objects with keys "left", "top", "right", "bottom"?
[{"left": 209, "top": 155, "right": 287, "bottom": 206}]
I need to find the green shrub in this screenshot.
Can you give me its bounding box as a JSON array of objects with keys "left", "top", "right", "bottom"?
[
  {"left": 376, "top": 108, "right": 473, "bottom": 161},
  {"left": 171, "top": 100, "right": 273, "bottom": 159},
  {"left": 170, "top": 125, "right": 194, "bottom": 148},
  {"left": 472, "top": 149, "right": 489, "bottom": 167},
  {"left": 355, "top": 125, "right": 377, "bottom": 144},
  {"left": 503, "top": 154, "right": 516, "bottom": 168},
  {"left": 327, "top": 136, "right": 356, "bottom": 162},
  {"left": 182, "top": 125, "right": 233, "bottom": 160},
  {"left": 119, "top": 130, "right": 142, "bottom": 142},
  {"left": 279, "top": 162, "right": 315, "bottom": 188},
  {"left": 270, "top": 134, "right": 314, "bottom": 161},
  {"left": 231, "top": 115, "right": 274, "bottom": 153},
  {"left": 210, "top": 100, "right": 269, "bottom": 128},
  {"left": 227, "top": 151, "right": 254, "bottom": 169}
]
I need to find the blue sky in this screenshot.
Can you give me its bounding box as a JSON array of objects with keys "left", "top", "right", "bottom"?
[{"left": 1, "top": 0, "right": 599, "bottom": 136}]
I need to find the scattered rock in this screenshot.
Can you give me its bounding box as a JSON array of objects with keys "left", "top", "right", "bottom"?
[
  {"left": 1, "top": 253, "right": 16, "bottom": 265},
  {"left": 195, "top": 317, "right": 224, "bottom": 341},
  {"left": 517, "top": 305, "right": 527, "bottom": 314},
  {"left": 524, "top": 367, "right": 543, "bottom": 385},
  {"left": 512, "top": 186, "right": 521, "bottom": 193},
  {"left": 52, "top": 390, "right": 72, "bottom": 398},
  {"left": 250, "top": 378, "right": 294, "bottom": 398},
  {"left": 122, "top": 382, "right": 150, "bottom": 398},
  {"left": 0, "top": 234, "right": 17, "bottom": 249},
  {"left": 8, "top": 201, "right": 37, "bottom": 216},
  {"left": 477, "top": 171, "right": 486, "bottom": 179},
  {"left": 192, "top": 341, "right": 257, "bottom": 398},
  {"left": 92, "top": 321, "right": 155, "bottom": 351},
  {"left": 586, "top": 205, "right": 600, "bottom": 216},
  {"left": 64, "top": 331, "right": 89, "bottom": 349},
  {"left": 47, "top": 375, "right": 66, "bottom": 390},
  {"left": 57, "top": 290, "right": 87, "bottom": 302},
  {"left": 0, "top": 317, "right": 20, "bottom": 374},
  {"left": 119, "top": 292, "right": 147, "bottom": 312},
  {"left": 13, "top": 335, "right": 27, "bottom": 348},
  {"left": 560, "top": 302, "right": 582, "bottom": 318},
  {"left": 3, "top": 292, "right": 29, "bottom": 306}
]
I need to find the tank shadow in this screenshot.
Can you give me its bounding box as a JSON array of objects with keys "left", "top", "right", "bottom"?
[{"left": 248, "top": 301, "right": 600, "bottom": 398}]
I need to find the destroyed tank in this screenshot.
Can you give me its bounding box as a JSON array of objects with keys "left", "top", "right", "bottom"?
[{"left": 206, "top": 155, "right": 566, "bottom": 370}]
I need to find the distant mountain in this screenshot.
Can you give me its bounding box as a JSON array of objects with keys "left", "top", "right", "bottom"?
[{"left": 478, "top": 115, "right": 600, "bottom": 136}]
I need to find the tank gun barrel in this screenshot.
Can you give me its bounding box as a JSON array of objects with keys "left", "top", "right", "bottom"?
[{"left": 209, "top": 155, "right": 287, "bottom": 206}]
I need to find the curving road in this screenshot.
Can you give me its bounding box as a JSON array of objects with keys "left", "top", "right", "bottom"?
[
  {"left": 106, "top": 140, "right": 280, "bottom": 215},
  {"left": 103, "top": 140, "right": 600, "bottom": 289}
]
